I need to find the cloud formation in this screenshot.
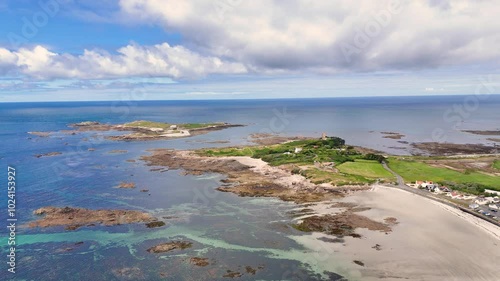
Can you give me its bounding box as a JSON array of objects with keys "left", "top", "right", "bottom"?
[
  {"left": 119, "top": 0, "right": 500, "bottom": 72},
  {"left": 1, "top": 0, "right": 499, "bottom": 84},
  {"left": 0, "top": 43, "right": 247, "bottom": 80}
]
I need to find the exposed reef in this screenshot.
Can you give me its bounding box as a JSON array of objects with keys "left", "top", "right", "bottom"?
[
  {"left": 411, "top": 142, "right": 498, "bottom": 155},
  {"left": 34, "top": 152, "right": 62, "bottom": 158},
  {"left": 146, "top": 241, "right": 192, "bottom": 253},
  {"left": 462, "top": 130, "right": 500, "bottom": 136},
  {"left": 381, "top": 132, "right": 405, "bottom": 140},
  {"left": 29, "top": 206, "right": 156, "bottom": 230}
]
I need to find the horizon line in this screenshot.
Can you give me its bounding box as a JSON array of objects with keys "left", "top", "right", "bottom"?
[{"left": 2, "top": 93, "right": 500, "bottom": 104}]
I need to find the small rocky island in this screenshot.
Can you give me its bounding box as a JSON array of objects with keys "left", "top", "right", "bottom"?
[
  {"left": 29, "top": 206, "right": 159, "bottom": 230},
  {"left": 28, "top": 120, "right": 244, "bottom": 141},
  {"left": 146, "top": 241, "right": 193, "bottom": 253},
  {"left": 72, "top": 120, "right": 244, "bottom": 141}
]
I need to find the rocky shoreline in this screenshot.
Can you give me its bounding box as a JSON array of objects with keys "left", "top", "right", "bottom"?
[
  {"left": 140, "top": 149, "right": 340, "bottom": 204},
  {"left": 462, "top": 130, "right": 500, "bottom": 136},
  {"left": 140, "top": 149, "right": 391, "bottom": 237},
  {"left": 29, "top": 206, "right": 158, "bottom": 230},
  {"left": 411, "top": 142, "right": 498, "bottom": 155}
]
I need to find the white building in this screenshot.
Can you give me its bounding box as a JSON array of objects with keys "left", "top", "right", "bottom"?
[
  {"left": 485, "top": 189, "right": 500, "bottom": 196},
  {"left": 469, "top": 203, "right": 479, "bottom": 209},
  {"left": 475, "top": 197, "right": 492, "bottom": 205}
]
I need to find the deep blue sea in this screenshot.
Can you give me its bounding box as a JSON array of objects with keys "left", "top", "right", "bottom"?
[{"left": 0, "top": 96, "right": 499, "bottom": 280}]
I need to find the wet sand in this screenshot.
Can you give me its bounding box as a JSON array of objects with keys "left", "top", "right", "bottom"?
[{"left": 293, "top": 185, "right": 500, "bottom": 281}]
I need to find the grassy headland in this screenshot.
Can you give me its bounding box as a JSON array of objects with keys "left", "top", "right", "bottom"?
[
  {"left": 200, "top": 136, "right": 499, "bottom": 193},
  {"left": 199, "top": 137, "right": 395, "bottom": 186}
]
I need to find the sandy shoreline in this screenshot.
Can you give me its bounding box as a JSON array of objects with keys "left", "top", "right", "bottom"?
[
  {"left": 222, "top": 156, "right": 500, "bottom": 280},
  {"left": 142, "top": 151, "right": 500, "bottom": 280},
  {"left": 227, "top": 155, "right": 500, "bottom": 237},
  {"left": 292, "top": 185, "right": 500, "bottom": 281}
]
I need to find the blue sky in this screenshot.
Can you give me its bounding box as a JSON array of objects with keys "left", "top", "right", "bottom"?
[
  {"left": 0, "top": 1, "right": 179, "bottom": 53},
  {"left": 0, "top": 0, "right": 499, "bottom": 101}
]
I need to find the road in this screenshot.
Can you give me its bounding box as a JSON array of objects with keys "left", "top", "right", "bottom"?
[{"left": 381, "top": 161, "right": 500, "bottom": 227}]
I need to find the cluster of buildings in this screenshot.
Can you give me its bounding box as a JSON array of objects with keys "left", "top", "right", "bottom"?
[
  {"left": 469, "top": 196, "right": 500, "bottom": 218},
  {"left": 411, "top": 181, "right": 500, "bottom": 219},
  {"left": 470, "top": 196, "right": 500, "bottom": 208},
  {"left": 412, "top": 181, "right": 452, "bottom": 194},
  {"left": 474, "top": 196, "right": 500, "bottom": 205}
]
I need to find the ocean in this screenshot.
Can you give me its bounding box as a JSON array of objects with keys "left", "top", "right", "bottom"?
[{"left": 1, "top": 95, "right": 499, "bottom": 280}]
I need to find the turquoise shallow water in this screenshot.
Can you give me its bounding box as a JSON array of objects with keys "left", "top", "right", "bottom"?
[{"left": 1, "top": 96, "right": 499, "bottom": 280}]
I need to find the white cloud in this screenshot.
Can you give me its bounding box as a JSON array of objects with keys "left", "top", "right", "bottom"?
[
  {"left": 2, "top": 0, "right": 500, "bottom": 87},
  {"left": 118, "top": 0, "right": 500, "bottom": 72},
  {"left": 0, "top": 48, "right": 18, "bottom": 74},
  {"left": 0, "top": 43, "right": 247, "bottom": 80}
]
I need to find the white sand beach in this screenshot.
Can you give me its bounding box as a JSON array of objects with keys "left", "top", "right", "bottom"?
[
  {"left": 188, "top": 154, "right": 500, "bottom": 280},
  {"left": 292, "top": 185, "right": 500, "bottom": 281}
]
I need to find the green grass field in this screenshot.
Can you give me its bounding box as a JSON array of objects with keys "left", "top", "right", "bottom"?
[
  {"left": 301, "top": 168, "right": 374, "bottom": 185},
  {"left": 181, "top": 123, "right": 222, "bottom": 129},
  {"left": 337, "top": 159, "right": 395, "bottom": 181},
  {"left": 388, "top": 157, "right": 500, "bottom": 191},
  {"left": 493, "top": 160, "right": 500, "bottom": 170},
  {"left": 123, "top": 120, "right": 172, "bottom": 129}
]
